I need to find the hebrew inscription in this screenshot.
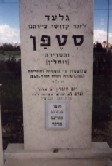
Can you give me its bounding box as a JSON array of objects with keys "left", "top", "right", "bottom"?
[
  {"left": 20, "top": 5, "right": 92, "bottom": 102},
  {"left": 20, "top": 0, "right": 93, "bottom": 134},
  {"left": 23, "top": 12, "right": 89, "bottom": 103},
  {"left": 46, "top": 101, "right": 69, "bottom": 129}
]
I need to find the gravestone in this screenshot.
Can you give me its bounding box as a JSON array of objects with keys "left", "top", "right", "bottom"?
[
  {"left": 3, "top": 0, "right": 112, "bottom": 166},
  {"left": 20, "top": 0, "right": 93, "bottom": 150}
]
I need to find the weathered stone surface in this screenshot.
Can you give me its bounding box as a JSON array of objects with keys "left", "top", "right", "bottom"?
[
  {"left": 20, "top": 0, "right": 93, "bottom": 150},
  {"left": 4, "top": 143, "right": 112, "bottom": 166},
  {"left": 4, "top": 143, "right": 112, "bottom": 159}
]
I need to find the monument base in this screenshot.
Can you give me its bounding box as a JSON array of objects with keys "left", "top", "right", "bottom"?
[{"left": 4, "top": 142, "right": 112, "bottom": 166}]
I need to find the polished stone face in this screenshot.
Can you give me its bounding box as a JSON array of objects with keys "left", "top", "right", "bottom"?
[{"left": 20, "top": 0, "right": 93, "bottom": 150}]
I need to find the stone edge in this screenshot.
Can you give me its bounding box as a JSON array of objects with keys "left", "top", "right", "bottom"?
[{"left": 4, "top": 142, "right": 112, "bottom": 159}]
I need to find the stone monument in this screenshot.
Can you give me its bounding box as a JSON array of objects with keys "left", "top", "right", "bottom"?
[
  {"left": 20, "top": 0, "right": 93, "bottom": 151},
  {"left": 2, "top": 0, "right": 112, "bottom": 166}
]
